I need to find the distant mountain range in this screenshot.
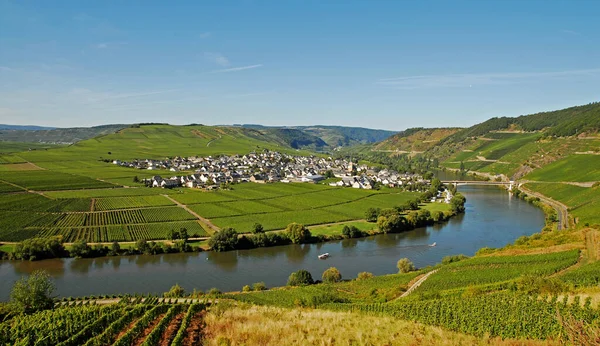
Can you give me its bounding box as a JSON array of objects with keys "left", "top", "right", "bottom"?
[
  {"left": 0, "top": 124, "right": 57, "bottom": 131},
  {"left": 0, "top": 123, "right": 397, "bottom": 150}
]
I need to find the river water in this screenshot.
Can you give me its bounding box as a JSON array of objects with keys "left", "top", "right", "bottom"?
[{"left": 0, "top": 186, "right": 544, "bottom": 300}]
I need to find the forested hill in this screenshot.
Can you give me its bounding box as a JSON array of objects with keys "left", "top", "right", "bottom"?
[
  {"left": 442, "top": 102, "right": 600, "bottom": 144},
  {"left": 236, "top": 124, "right": 397, "bottom": 147}
]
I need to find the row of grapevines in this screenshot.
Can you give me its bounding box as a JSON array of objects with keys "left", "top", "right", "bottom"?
[
  {"left": 56, "top": 306, "right": 132, "bottom": 346},
  {"left": 324, "top": 293, "right": 599, "bottom": 340},
  {"left": 171, "top": 303, "right": 206, "bottom": 346},
  {"left": 112, "top": 304, "right": 171, "bottom": 346},
  {"left": 141, "top": 304, "right": 186, "bottom": 346},
  {"left": 82, "top": 304, "right": 150, "bottom": 346}
]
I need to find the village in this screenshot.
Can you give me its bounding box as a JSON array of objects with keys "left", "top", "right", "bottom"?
[{"left": 111, "top": 151, "right": 440, "bottom": 193}]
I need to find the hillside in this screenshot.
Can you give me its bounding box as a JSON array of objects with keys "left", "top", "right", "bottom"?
[
  {"left": 0, "top": 124, "right": 128, "bottom": 144},
  {"left": 373, "top": 127, "right": 461, "bottom": 152},
  {"left": 442, "top": 102, "right": 600, "bottom": 144},
  {"left": 237, "top": 124, "right": 397, "bottom": 147}
]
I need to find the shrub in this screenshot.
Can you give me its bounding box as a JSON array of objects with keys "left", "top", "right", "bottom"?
[
  {"left": 252, "top": 223, "right": 264, "bottom": 234},
  {"left": 207, "top": 288, "right": 222, "bottom": 296},
  {"left": 253, "top": 282, "right": 267, "bottom": 291},
  {"left": 287, "top": 269, "right": 314, "bottom": 286},
  {"left": 163, "top": 283, "right": 185, "bottom": 298},
  {"left": 10, "top": 270, "right": 55, "bottom": 314},
  {"left": 322, "top": 267, "right": 342, "bottom": 283},
  {"left": 242, "top": 285, "right": 251, "bottom": 292},
  {"left": 365, "top": 208, "right": 380, "bottom": 222},
  {"left": 208, "top": 228, "right": 239, "bottom": 252},
  {"left": 286, "top": 223, "right": 311, "bottom": 244},
  {"left": 397, "top": 258, "right": 415, "bottom": 273},
  {"left": 356, "top": 272, "right": 374, "bottom": 280},
  {"left": 442, "top": 254, "right": 469, "bottom": 264},
  {"left": 342, "top": 225, "right": 362, "bottom": 238}
]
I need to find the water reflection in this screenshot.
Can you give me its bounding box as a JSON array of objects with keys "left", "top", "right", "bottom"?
[{"left": 0, "top": 186, "right": 546, "bottom": 300}]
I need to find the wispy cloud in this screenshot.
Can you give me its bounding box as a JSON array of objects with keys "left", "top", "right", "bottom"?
[
  {"left": 561, "top": 29, "right": 580, "bottom": 35},
  {"left": 92, "top": 42, "right": 127, "bottom": 49},
  {"left": 376, "top": 68, "right": 600, "bottom": 89},
  {"left": 0, "top": 66, "right": 13, "bottom": 72},
  {"left": 204, "top": 52, "right": 230, "bottom": 67},
  {"left": 210, "top": 64, "right": 263, "bottom": 73},
  {"left": 199, "top": 32, "right": 211, "bottom": 39}
]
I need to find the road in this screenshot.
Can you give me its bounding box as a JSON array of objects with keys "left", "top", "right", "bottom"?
[
  {"left": 162, "top": 194, "right": 221, "bottom": 233},
  {"left": 519, "top": 185, "right": 569, "bottom": 230},
  {"left": 398, "top": 269, "right": 439, "bottom": 298}
]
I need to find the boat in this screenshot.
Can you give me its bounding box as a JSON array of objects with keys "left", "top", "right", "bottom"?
[
  {"left": 318, "top": 253, "right": 330, "bottom": 259},
  {"left": 429, "top": 242, "right": 437, "bottom": 247}
]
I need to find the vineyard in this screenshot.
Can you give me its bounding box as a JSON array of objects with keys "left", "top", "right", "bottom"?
[
  {"left": 0, "top": 301, "right": 207, "bottom": 346},
  {"left": 414, "top": 250, "right": 580, "bottom": 294},
  {"left": 323, "top": 292, "right": 599, "bottom": 340}
]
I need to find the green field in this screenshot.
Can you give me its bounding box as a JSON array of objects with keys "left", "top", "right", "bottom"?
[
  {"left": 525, "top": 183, "right": 600, "bottom": 226},
  {"left": 0, "top": 141, "right": 64, "bottom": 154},
  {"left": 525, "top": 154, "right": 600, "bottom": 182}
]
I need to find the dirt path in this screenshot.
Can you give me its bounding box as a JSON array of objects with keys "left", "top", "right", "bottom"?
[
  {"left": 162, "top": 194, "right": 220, "bottom": 232},
  {"left": 90, "top": 198, "right": 96, "bottom": 212},
  {"left": 159, "top": 312, "right": 185, "bottom": 346},
  {"left": 132, "top": 313, "right": 166, "bottom": 346},
  {"left": 116, "top": 318, "right": 141, "bottom": 341},
  {"left": 206, "top": 135, "right": 222, "bottom": 147},
  {"left": 399, "top": 269, "right": 438, "bottom": 298},
  {"left": 519, "top": 185, "right": 569, "bottom": 230},
  {"left": 183, "top": 311, "right": 206, "bottom": 346}
]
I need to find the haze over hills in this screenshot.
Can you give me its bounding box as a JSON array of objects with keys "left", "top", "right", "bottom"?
[{"left": 0, "top": 123, "right": 396, "bottom": 151}]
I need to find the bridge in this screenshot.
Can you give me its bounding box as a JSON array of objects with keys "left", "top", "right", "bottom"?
[{"left": 441, "top": 180, "right": 514, "bottom": 189}]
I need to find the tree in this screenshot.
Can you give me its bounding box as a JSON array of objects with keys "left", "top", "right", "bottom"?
[
  {"left": 70, "top": 240, "right": 91, "bottom": 258},
  {"left": 253, "top": 282, "right": 267, "bottom": 291},
  {"left": 10, "top": 270, "right": 55, "bottom": 314},
  {"left": 287, "top": 269, "right": 314, "bottom": 286},
  {"left": 397, "top": 258, "right": 415, "bottom": 273},
  {"left": 168, "top": 229, "right": 179, "bottom": 241},
  {"left": 136, "top": 239, "right": 149, "bottom": 253},
  {"left": 450, "top": 193, "right": 467, "bottom": 214},
  {"left": 163, "top": 283, "right": 185, "bottom": 298},
  {"left": 377, "top": 214, "right": 405, "bottom": 233},
  {"left": 178, "top": 228, "right": 189, "bottom": 242},
  {"left": 208, "top": 228, "right": 238, "bottom": 252},
  {"left": 322, "top": 267, "right": 342, "bottom": 283},
  {"left": 324, "top": 170, "right": 335, "bottom": 178},
  {"left": 286, "top": 223, "right": 311, "bottom": 244},
  {"left": 342, "top": 225, "right": 361, "bottom": 238},
  {"left": 252, "top": 223, "right": 265, "bottom": 234},
  {"left": 110, "top": 241, "right": 121, "bottom": 255},
  {"left": 365, "top": 207, "right": 380, "bottom": 222},
  {"left": 356, "top": 272, "right": 374, "bottom": 280},
  {"left": 242, "top": 285, "right": 251, "bottom": 292}
]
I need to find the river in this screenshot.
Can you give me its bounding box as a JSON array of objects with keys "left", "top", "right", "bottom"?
[{"left": 0, "top": 186, "right": 545, "bottom": 300}]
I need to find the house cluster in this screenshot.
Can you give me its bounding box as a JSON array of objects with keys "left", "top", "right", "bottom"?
[{"left": 112, "top": 151, "right": 430, "bottom": 191}]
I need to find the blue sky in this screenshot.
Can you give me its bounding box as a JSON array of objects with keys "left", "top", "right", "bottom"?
[{"left": 1, "top": 0, "right": 599, "bottom": 130}]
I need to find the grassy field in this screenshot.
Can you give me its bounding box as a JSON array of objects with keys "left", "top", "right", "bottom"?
[{"left": 0, "top": 141, "right": 64, "bottom": 154}]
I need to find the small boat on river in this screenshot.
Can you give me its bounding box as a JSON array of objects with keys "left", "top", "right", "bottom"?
[
  {"left": 429, "top": 242, "right": 437, "bottom": 247},
  {"left": 318, "top": 253, "right": 330, "bottom": 259}
]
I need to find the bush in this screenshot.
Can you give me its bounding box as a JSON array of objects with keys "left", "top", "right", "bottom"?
[
  {"left": 397, "top": 258, "right": 415, "bottom": 273},
  {"left": 252, "top": 223, "right": 264, "bottom": 234},
  {"left": 365, "top": 208, "right": 380, "bottom": 222},
  {"left": 12, "top": 237, "right": 67, "bottom": 261},
  {"left": 163, "top": 283, "right": 185, "bottom": 298},
  {"left": 286, "top": 223, "right": 311, "bottom": 244},
  {"left": 287, "top": 269, "right": 314, "bottom": 286},
  {"left": 10, "top": 270, "right": 55, "bottom": 314},
  {"left": 356, "top": 272, "right": 374, "bottom": 280},
  {"left": 207, "top": 288, "right": 222, "bottom": 296},
  {"left": 253, "top": 282, "right": 267, "bottom": 291},
  {"left": 342, "top": 225, "right": 362, "bottom": 238},
  {"left": 242, "top": 285, "right": 251, "bottom": 292},
  {"left": 442, "top": 254, "right": 469, "bottom": 265},
  {"left": 322, "top": 267, "right": 342, "bottom": 283},
  {"left": 208, "top": 228, "right": 239, "bottom": 252}
]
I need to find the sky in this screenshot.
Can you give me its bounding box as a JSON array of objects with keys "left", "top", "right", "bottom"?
[{"left": 1, "top": 0, "right": 599, "bottom": 130}]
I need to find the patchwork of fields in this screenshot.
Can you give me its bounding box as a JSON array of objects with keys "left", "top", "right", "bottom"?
[{"left": 0, "top": 170, "right": 428, "bottom": 242}]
